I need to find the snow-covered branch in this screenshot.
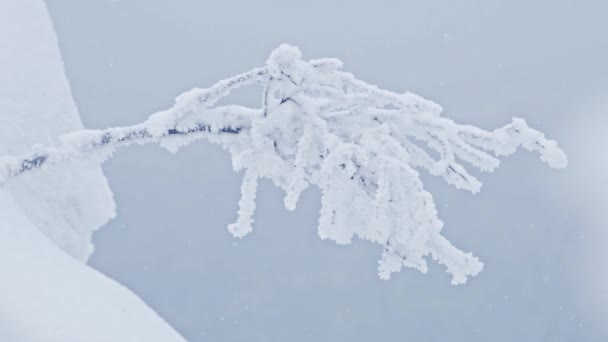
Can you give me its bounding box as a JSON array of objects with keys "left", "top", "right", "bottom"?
[{"left": 0, "top": 44, "right": 567, "bottom": 284}]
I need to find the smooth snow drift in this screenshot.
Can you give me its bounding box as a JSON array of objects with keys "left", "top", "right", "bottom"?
[{"left": 0, "top": 0, "right": 184, "bottom": 340}]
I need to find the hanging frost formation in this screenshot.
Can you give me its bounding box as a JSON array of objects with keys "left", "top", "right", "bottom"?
[{"left": 0, "top": 45, "right": 567, "bottom": 284}]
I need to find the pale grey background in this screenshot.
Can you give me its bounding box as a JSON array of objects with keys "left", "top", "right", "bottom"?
[{"left": 47, "top": 0, "right": 608, "bottom": 340}]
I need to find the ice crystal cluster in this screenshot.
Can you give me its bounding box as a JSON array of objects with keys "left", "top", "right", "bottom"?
[{"left": 0, "top": 44, "right": 567, "bottom": 284}]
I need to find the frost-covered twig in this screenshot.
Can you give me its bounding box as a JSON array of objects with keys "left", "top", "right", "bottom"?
[
  {"left": 0, "top": 105, "right": 257, "bottom": 184},
  {"left": 0, "top": 45, "right": 567, "bottom": 284}
]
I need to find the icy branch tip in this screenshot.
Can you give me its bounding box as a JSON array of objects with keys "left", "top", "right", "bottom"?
[
  {"left": 267, "top": 44, "right": 302, "bottom": 67},
  {"left": 266, "top": 44, "right": 309, "bottom": 79}
]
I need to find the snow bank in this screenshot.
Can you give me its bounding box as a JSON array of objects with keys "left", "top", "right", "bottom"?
[
  {"left": 0, "top": 0, "right": 184, "bottom": 340},
  {"left": 0, "top": 0, "right": 114, "bottom": 261},
  {"left": 0, "top": 192, "right": 184, "bottom": 342}
]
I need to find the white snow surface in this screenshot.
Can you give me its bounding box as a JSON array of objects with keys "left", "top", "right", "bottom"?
[
  {"left": 0, "top": 191, "right": 185, "bottom": 342},
  {"left": 0, "top": 0, "right": 184, "bottom": 340},
  {"left": 0, "top": 0, "right": 114, "bottom": 261},
  {"left": 1, "top": 43, "right": 567, "bottom": 285}
]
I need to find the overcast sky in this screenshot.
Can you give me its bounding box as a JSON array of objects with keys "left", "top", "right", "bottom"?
[{"left": 47, "top": 1, "right": 607, "bottom": 340}]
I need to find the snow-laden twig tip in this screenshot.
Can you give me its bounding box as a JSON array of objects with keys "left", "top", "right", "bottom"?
[{"left": 0, "top": 44, "right": 567, "bottom": 284}]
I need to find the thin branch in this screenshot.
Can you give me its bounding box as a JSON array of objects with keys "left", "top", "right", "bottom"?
[{"left": 0, "top": 105, "right": 257, "bottom": 185}]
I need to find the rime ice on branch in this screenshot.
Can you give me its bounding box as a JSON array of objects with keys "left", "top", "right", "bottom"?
[{"left": 0, "top": 44, "right": 567, "bottom": 284}]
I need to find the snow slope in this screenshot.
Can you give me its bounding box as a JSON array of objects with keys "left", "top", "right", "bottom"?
[
  {"left": 0, "top": 0, "right": 114, "bottom": 261},
  {"left": 0, "top": 192, "right": 185, "bottom": 342},
  {"left": 0, "top": 0, "right": 184, "bottom": 340}
]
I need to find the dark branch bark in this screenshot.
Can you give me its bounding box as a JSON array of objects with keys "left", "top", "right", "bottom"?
[{"left": 1, "top": 122, "right": 246, "bottom": 184}]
